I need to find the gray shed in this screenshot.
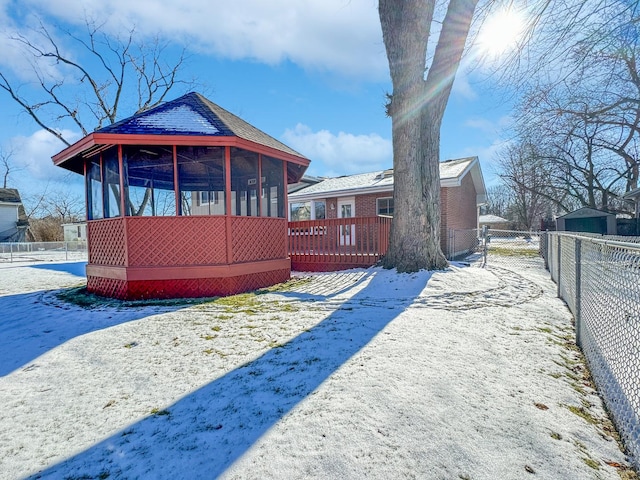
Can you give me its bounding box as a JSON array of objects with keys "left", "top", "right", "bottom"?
[{"left": 555, "top": 207, "right": 616, "bottom": 235}]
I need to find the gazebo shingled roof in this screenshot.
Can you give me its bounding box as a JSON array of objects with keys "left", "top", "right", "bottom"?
[{"left": 53, "top": 92, "right": 309, "bottom": 179}]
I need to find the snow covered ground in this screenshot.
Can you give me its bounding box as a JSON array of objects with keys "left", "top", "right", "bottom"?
[{"left": 0, "top": 257, "right": 635, "bottom": 479}]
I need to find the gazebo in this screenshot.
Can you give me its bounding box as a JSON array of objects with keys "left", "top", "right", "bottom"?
[{"left": 52, "top": 92, "right": 310, "bottom": 299}]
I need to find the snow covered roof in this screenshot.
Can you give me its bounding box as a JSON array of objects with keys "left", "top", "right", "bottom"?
[
  {"left": 479, "top": 214, "right": 509, "bottom": 224},
  {"left": 289, "top": 156, "right": 487, "bottom": 205}
]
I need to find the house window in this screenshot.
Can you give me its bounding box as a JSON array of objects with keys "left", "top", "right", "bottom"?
[
  {"left": 377, "top": 197, "right": 394, "bottom": 216},
  {"left": 289, "top": 200, "right": 326, "bottom": 221},
  {"left": 290, "top": 202, "right": 311, "bottom": 221}
]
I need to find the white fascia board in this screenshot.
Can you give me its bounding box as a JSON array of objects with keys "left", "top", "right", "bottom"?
[{"left": 288, "top": 185, "right": 394, "bottom": 202}]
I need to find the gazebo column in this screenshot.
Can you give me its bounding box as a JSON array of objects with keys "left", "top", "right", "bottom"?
[{"left": 225, "top": 145, "right": 232, "bottom": 264}]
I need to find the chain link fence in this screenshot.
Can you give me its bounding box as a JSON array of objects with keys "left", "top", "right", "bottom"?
[
  {"left": 0, "top": 242, "right": 88, "bottom": 263},
  {"left": 446, "top": 228, "right": 545, "bottom": 269},
  {"left": 544, "top": 232, "right": 640, "bottom": 469}
]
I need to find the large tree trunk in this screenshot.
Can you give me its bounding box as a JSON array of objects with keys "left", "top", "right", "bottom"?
[{"left": 379, "top": 0, "right": 477, "bottom": 272}]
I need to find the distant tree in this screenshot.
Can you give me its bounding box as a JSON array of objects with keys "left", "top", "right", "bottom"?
[
  {"left": 485, "top": 184, "right": 512, "bottom": 219},
  {"left": 25, "top": 188, "right": 84, "bottom": 242},
  {"left": 0, "top": 148, "right": 19, "bottom": 189},
  {"left": 506, "top": 0, "right": 640, "bottom": 214},
  {"left": 500, "top": 144, "right": 555, "bottom": 230},
  {"left": 0, "top": 16, "right": 191, "bottom": 146}
]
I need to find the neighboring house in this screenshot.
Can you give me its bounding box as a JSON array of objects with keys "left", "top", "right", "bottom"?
[
  {"left": 479, "top": 214, "right": 511, "bottom": 231},
  {"left": 288, "top": 156, "right": 487, "bottom": 257},
  {"left": 62, "top": 222, "right": 87, "bottom": 243},
  {"left": 0, "top": 188, "right": 29, "bottom": 242},
  {"left": 556, "top": 207, "right": 616, "bottom": 235}
]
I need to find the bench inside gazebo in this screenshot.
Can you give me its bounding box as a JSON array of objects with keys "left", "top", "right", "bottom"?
[{"left": 52, "top": 92, "right": 310, "bottom": 300}]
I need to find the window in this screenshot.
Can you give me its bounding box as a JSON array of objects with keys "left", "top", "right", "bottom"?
[
  {"left": 230, "top": 148, "right": 259, "bottom": 216},
  {"left": 261, "top": 156, "right": 284, "bottom": 217},
  {"left": 314, "top": 201, "right": 326, "bottom": 220},
  {"left": 177, "top": 146, "right": 225, "bottom": 215},
  {"left": 103, "top": 147, "right": 122, "bottom": 218},
  {"left": 87, "top": 157, "right": 103, "bottom": 220},
  {"left": 290, "top": 202, "right": 311, "bottom": 221},
  {"left": 123, "top": 146, "right": 176, "bottom": 216},
  {"left": 289, "top": 200, "right": 326, "bottom": 221},
  {"left": 377, "top": 197, "right": 394, "bottom": 216}
]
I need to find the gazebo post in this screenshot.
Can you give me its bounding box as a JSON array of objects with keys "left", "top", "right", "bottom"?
[
  {"left": 172, "top": 145, "right": 180, "bottom": 216},
  {"left": 225, "top": 145, "right": 233, "bottom": 264},
  {"left": 118, "top": 144, "right": 126, "bottom": 216}
]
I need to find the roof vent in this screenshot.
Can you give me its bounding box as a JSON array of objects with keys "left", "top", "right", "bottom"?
[{"left": 376, "top": 169, "right": 393, "bottom": 180}]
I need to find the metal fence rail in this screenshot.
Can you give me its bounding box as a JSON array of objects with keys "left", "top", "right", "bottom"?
[
  {"left": 545, "top": 232, "right": 640, "bottom": 469},
  {"left": 0, "top": 242, "right": 88, "bottom": 263}
]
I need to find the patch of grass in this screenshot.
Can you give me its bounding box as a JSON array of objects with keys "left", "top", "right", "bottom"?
[
  {"left": 56, "top": 286, "right": 217, "bottom": 309},
  {"left": 211, "top": 325, "right": 222, "bottom": 332},
  {"left": 150, "top": 407, "right": 170, "bottom": 416},
  {"left": 538, "top": 326, "right": 554, "bottom": 334},
  {"left": 582, "top": 457, "right": 600, "bottom": 470},
  {"left": 200, "top": 334, "right": 217, "bottom": 341},
  {"left": 565, "top": 404, "right": 599, "bottom": 426},
  {"left": 550, "top": 431, "right": 562, "bottom": 440},
  {"left": 123, "top": 342, "right": 138, "bottom": 349},
  {"left": 488, "top": 247, "right": 540, "bottom": 257}
]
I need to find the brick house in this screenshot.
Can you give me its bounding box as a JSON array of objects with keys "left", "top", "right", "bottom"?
[{"left": 288, "top": 156, "right": 486, "bottom": 259}]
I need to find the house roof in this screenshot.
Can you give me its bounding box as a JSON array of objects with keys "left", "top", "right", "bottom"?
[
  {"left": 52, "top": 92, "right": 310, "bottom": 181},
  {"left": 556, "top": 207, "right": 614, "bottom": 219},
  {"left": 288, "top": 156, "right": 487, "bottom": 205},
  {"left": 479, "top": 214, "right": 509, "bottom": 224},
  {"left": 0, "top": 188, "right": 22, "bottom": 204}
]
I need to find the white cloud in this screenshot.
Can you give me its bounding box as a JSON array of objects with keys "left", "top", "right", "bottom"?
[
  {"left": 8, "top": 129, "right": 81, "bottom": 181},
  {"left": 464, "top": 115, "right": 513, "bottom": 136},
  {"left": 282, "top": 123, "right": 392, "bottom": 176},
  {"left": 452, "top": 74, "right": 478, "bottom": 101},
  {"left": 19, "top": 0, "right": 388, "bottom": 81}
]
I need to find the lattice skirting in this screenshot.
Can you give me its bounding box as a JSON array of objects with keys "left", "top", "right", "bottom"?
[{"left": 87, "top": 268, "right": 290, "bottom": 300}]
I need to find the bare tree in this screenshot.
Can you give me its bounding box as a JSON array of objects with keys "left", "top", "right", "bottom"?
[
  {"left": 485, "top": 184, "right": 513, "bottom": 219},
  {"left": 0, "top": 16, "right": 192, "bottom": 147},
  {"left": 0, "top": 147, "right": 21, "bottom": 189}
]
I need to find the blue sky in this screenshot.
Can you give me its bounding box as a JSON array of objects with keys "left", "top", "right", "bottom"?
[{"left": 0, "top": 0, "right": 513, "bottom": 202}]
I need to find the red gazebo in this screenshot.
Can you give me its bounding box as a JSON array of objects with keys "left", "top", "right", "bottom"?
[{"left": 53, "top": 92, "right": 310, "bottom": 299}]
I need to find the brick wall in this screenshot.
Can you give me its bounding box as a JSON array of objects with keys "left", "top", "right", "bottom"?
[
  {"left": 440, "top": 174, "right": 479, "bottom": 256},
  {"left": 355, "top": 193, "right": 393, "bottom": 217}
]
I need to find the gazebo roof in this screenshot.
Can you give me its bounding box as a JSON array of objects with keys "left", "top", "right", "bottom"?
[{"left": 52, "top": 92, "right": 310, "bottom": 180}]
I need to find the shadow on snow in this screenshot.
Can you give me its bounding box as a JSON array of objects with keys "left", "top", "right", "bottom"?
[
  {"left": 28, "top": 261, "right": 88, "bottom": 277},
  {"left": 28, "top": 269, "right": 433, "bottom": 479},
  {"left": 0, "top": 286, "right": 184, "bottom": 378}
]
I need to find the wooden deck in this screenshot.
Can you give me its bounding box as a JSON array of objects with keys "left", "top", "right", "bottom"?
[{"left": 288, "top": 216, "right": 391, "bottom": 272}]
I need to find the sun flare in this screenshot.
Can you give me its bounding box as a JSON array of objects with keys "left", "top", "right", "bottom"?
[{"left": 478, "top": 8, "right": 525, "bottom": 57}]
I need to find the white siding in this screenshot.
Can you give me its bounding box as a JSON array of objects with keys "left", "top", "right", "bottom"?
[{"left": 0, "top": 204, "right": 18, "bottom": 234}]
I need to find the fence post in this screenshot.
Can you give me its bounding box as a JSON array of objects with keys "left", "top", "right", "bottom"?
[
  {"left": 65, "top": 242, "right": 69, "bottom": 261},
  {"left": 556, "top": 234, "right": 562, "bottom": 298},
  {"left": 10, "top": 242, "right": 13, "bottom": 263},
  {"left": 574, "top": 238, "right": 582, "bottom": 348}
]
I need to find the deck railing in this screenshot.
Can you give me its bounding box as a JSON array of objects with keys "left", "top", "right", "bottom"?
[{"left": 288, "top": 216, "right": 392, "bottom": 271}]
